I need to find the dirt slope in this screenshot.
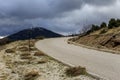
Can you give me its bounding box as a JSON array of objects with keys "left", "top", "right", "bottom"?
[{"left": 70, "top": 27, "right": 120, "bottom": 52}]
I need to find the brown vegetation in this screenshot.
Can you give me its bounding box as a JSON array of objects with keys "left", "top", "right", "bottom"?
[
  {"left": 71, "top": 33, "right": 120, "bottom": 52},
  {"left": 18, "top": 46, "right": 29, "bottom": 51},
  {"left": 20, "top": 53, "right": 32, "bottom": 60},
  {"left": 20, "top": 56, "right": 32, "bottom": 59},
  {"left": 65, "top": 66, "right": 86, "bottom": 77},
  {"left": 24, "top": 70, "right": 39, "bottom": 80},
  {"left": 70, "top": 18, "right": 120, "bottom": 53},
  {"left": 34, "top": 51, "right": 45, "bottom": 56},
  {"left": 20, "top": 52, "right": 31, "bottom": 56},
  {"left": 5, "top": 48, "right": 15, "bottom": 53}
]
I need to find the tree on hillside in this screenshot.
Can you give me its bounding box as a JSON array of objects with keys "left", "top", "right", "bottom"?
[
  {"left": 116, "top": 19, "right": 120, "bottom": 27},
  {"left": 82, "top": 24, "right": 100, "bottom": 35},
  {"left": 108, "top": 18, "right": 117, "bottom": 29},
  {"left": 80, "top": 25, "right": 92, "bottom": 34},
  {"left": 100, "top": 22, "right": 107, "bottom": 28},
  {"left": 91, "top": 24, "right": 100, "bottom": 32}
]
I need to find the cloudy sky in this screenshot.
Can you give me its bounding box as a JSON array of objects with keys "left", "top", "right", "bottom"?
[{"left": 0, "top": 0, "right": 120, "bottom": 36}]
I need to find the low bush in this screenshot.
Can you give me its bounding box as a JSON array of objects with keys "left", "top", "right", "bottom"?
[
  {"left": 18, "top": 46, "right": 29, "bottom": 51},
  {"left": 29, "top": 47, "right": 37, "bottom": 51},
  {"left": 20, "top": 53, "right": 31, "bottom": 57},
  {"left": 68, "top": 41, "right": 71, "bottom": 44},
  {"left": 34, "top": 52, "right": 45, "bottom": 56},
  {"left": 65, "top": 66, "right": 87, "bottom": 77},
  {"left": 37, "top": 60, "right": 47, "bottom": 64},
  {"left": 24, "top": 70, "right": 39, "bottom": 80},
  {"left": 20, "top": 53, "right": 32, "bottom": 59},
  {"left": 5, "top": 49, "right": 15, "bottom": 53},
  {"left": 20, "top": 56, "right": 32, "bottom": 60},
  {"left": 100, "top": 29, "right": 107, "bottom": 34}
]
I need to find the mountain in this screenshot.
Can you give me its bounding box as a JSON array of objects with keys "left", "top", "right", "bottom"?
[
  {"left": 7, "top": 27, "right": 62, "bottom": 40},
  {"left": 0, "top": 27, "right": 62, "bottom": 45}
]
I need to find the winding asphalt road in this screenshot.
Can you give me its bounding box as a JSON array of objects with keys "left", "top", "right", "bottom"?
[{"left": 35, "top": 37, "right": 120, "bottom": 80}]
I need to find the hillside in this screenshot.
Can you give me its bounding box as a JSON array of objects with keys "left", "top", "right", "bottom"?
[
  {"left": 0, "top": 39, "right": 97, "bottom": 80},
  {"left": 0, "top": 27, "right": 62, "bottom": 45},
  {"left": 7, "top": 27, "right": 62, "bottom": 40},
  {"left": 69, "top": 19, "right": 120, "bottom": 53}
]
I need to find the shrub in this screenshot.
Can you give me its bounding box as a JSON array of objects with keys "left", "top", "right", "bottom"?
[
  {"left": 100, "top": 29, "right": 107, "bottom": 34},
  {"left": 20, "top": 52, "right": 32, "bottom": 59},
  {"left": 34, "top": 52, "right": 45, "bottom": 56},
  {"left": 29, "top": 47, "right": 37, "bottom": 51},
  {"left": 20, "top": 56, "right": 32, "bottom": 59},
  {"left": 5, "top": 49, "right": 15, "bottom": 53},
  {"left": 20, "top": 53, "right": 31, "bottom": 57},
  {"left": 90, "top": 25, "right": 100, "bottom": 32},
  {"left": 65, "top": 66, "right": 87, "bottom": 77},
  {"left": 24, "top": 70, "right": 39, "bottom": 80},
  {"left": 68, "top": 41, "right": 71, "bottom": 44},
  {"left": 108, "top": 18, "right": 117, "bottom": 29},
  {"left": 100, "top": 22, "right": 107, "bottom": 28},
  {"left": 37, "top": 60, "right": 47, "bottom": 64},
  {"left": 18, "top": 46, "right": 29, "bottom": 51},
  {"left": 116, "top": 19, "right": 120, "bottom": 27}
]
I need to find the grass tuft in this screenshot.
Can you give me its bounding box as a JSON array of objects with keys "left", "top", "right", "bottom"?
[
  {"left": 18, "top": 46, "right": 29, "bottom": 51},
  {"left": 20, "top": 53, "right": 32, "bottom": 59},
  {"left": 20, "top": 52, "right": 31, "bottom": 56},
  {"left": 5, "top": 49, "right": 15, "bottom": 53},
  {"left": 24, "top": 70, "right": 39, "bottom": 80},
  {"left": 34, "top": 52, "right": 45, "bottom": 56},
  {"left": 65, "top": 66, "right": 87, "bottom": 77}
]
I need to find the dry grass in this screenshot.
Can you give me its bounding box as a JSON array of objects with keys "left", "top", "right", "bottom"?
[
  {"left": 18, "top": 46, "right": 29, "bottom": 51},
  {"left": 0, "top": 39, "right": 95, "bottom": 80},
  {"left": 29, "top": 47, "right": 37, "bottom": 51},
  {"left": 20, "top": 56, "right": 32, "bottom": 59},
  {"left": 37, "top": 60, "right": 47, "bottom": 64},
  {"left": 34, "top": 51, "right": 45, "bottom": 56},
  {"left": 20, "top": 53, "right": 32, "bottom": 60},
  {"left": 65, "top": 66, "right": 87, "bottom": 77},
  {"left": 20, "top": 52, "right": 31, "bottom": 56},
  {"left": 24, "top": 70, "right": 39, "bottom": 80},
  {"left": 5, "top": 48, "right": 15, "bottom": 53},
  {"left": 90, "top": 27, "right": 120, "bottom": 35}
]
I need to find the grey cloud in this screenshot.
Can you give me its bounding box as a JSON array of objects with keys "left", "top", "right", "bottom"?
[
  {"left": 0, "top": 0, "right": 120, "bottom": 36},
  {"left": 1, "top": 0, "right": 116, "bottom": 20},
  {"left": 0, "top": 0, "right": 83, "bottom": 19},
  {"left": 84, "top": 0, "right": 117, "bottom": 6}
]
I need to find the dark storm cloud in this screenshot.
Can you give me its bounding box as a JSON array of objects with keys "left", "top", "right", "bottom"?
[
  {"left": 0, "top": 0, "right": 83, "bottom": 19},
  {"left": 0, "top": 0, "right": 119, "bottom": 36},
  {"left": 0, "top": 0, "right": 116, "bottom": 19},
  {"left": 84, "top": 0, "right": 117, "bottom": 6}
]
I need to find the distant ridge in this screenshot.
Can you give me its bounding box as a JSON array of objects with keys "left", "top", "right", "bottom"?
[
  {"left": 0, "top": 27, "right": 62, "bottom": 45},
  {"left": 7, "top": 27, "right": 62, "bottom": 40}
]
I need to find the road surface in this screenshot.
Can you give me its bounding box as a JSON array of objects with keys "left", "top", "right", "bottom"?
[{"left": 35, "top": 37, "right": 120, "bottom": 80}]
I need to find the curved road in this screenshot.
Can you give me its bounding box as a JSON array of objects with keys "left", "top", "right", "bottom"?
[{"left": 35, "top": 37, "right": 120, "bottom": 80}]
